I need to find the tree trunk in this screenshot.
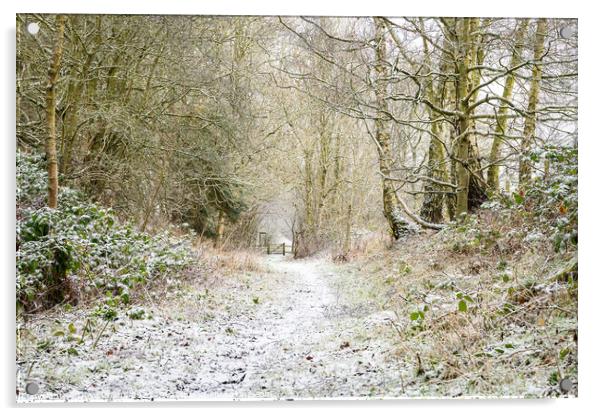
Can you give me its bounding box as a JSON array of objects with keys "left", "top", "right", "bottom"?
[
  {"left": 419, "top": 18, "right": 450, "bottom": 223},
  {"left": 467, "top": 145, "right": 488, "bottom": 210},
  {"left": 60, "top": 41, "right": 96, "bottom": 175},
  {"left": 519, "top": 18, "right": 547, "bottom": 186},
  {"left": 455, "top": 18, "right": 472, "bottom": 218},
  {"left": 46, "top": 15, "right": 66, "bottom": 209},
  {"left": 466, "top": 18, "right": 488, "bottom": 211},
  {"left": 420, "top": 126, "right": 447, "bottom": 223},
  {"left": 302, "top": 148, "right": 314, "bottom": 231},
  {"left": 487, "top": 19, "right": 529, "bottom": 191},
  {"left": 315, "top": 112, "right": 331, "bottom": 233},
  {"left": 374, "top": 18, "right": 414, "bottom": 239},
  {"left": 342, "top": 203, "right": 352, "bottom": 255},
  {"left": 214, "top": 210, "right": 226, "bottom": 249}
]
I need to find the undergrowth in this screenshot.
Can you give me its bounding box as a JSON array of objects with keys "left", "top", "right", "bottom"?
[
  {"left": 16, "top": 152, "right": 195, "bottom": 316},
  {"left": 352, "top": 145, "right": 577, "bottom": 397}
]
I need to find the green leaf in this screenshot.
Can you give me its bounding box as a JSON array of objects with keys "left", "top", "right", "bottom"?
[
  {"left": 548, "top": 371, "right": 560, "bottom": 385},
  {"left": 68, "top": 323, "right": 76, "bottom": 334},
  {"left": 458, "top": 300, "right": 468, "bottom": 312},
  {"left": 410, "top": 312, "right": 421, "bottom": 321},
  {"left": 121, "top": 292, "right": 130, "bottom": 304},
  {"left": 559, "top": 348, "right": 570, "bottom": 360},
  {"left": 513, "top": 192, "right": 524, "bottom": 205},
  {"left": 53, "top": 330, "right": 65, "bottom": 337}
]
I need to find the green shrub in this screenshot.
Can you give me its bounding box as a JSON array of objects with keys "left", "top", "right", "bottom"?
[
  {"left": 526, "top": 146, "right": 577, "bottom": 252},
  {"left": 447, "top": 145, "right": 577, "bottom": 256},
  {"left": 16, "top": 152, "right": 194, "bottom": 312}
]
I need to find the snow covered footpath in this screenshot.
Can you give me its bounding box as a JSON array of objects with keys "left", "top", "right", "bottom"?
[{"left": 16, "top": 255, "right": 406, "bottom": 402}]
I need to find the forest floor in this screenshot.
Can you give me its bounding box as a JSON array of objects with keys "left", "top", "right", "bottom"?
[
  {"left": 16, "top": 230, "right": 577, "bottom": 402},
  {"left": 16, "top": 254, "right": 408, "bottom": 402}
]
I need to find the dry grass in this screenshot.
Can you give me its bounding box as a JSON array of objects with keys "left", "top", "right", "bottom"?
[
  {"left": 347, "top": 213, "right": 577, "bottom": 397},
  {"left": 333, "top": 230, "right": 392, "bottom": 262},
  {"left": 194, "top": 239, "right": 265, "bottom": 274}
]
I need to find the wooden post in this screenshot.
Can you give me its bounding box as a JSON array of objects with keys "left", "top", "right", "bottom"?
[
  {"left": 258, "top": 231, "right": 267, "bottom": 247},
  {"left": 267, "top": 244, "right": 270, "bottom": 255},
  {"left": 282, "top": 243, "right": 285, "bottom": 255}
]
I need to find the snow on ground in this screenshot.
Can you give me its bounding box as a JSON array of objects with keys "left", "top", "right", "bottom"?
[{"left": 16, "top": 255, "right": 406, "bottom": 402}]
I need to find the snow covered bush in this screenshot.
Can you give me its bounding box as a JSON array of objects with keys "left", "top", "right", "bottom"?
[
  {"left": 16, "top": 152, "right": 194, "bottom": 312},
  {"left": 445, "top": 145, "right": 577, "bottom": 256},
  {"left": 524, "top": 145, "right": 578, "bottom": 252}
]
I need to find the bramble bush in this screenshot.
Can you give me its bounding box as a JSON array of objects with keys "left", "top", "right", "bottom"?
[
  {"left": 446, "top": 145, "right": 577, "bottom": 256},
  {"left": 16, "top": 152, "right": 194, "bottom": 313},
  {"left": 524, "top": 145, "right": 578, "bottom": 252}
]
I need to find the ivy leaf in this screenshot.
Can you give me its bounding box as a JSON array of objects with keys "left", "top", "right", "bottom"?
[
  {"left": 410, "top": 311, "right": 421, "bottom": 321},
  {"left": 458, "top": 300, "right": 468, "bottom": 312},
  {"left": 513, "top": 192, "right": 524, "bottom": 205}
]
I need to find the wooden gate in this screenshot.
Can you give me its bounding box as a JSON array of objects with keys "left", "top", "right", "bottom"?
[
  {"left": 257, "top": 232, "right": 292, "bottom": 255},
  {"left": 266, "top": 242, "right": 286, "bottom": 255}
]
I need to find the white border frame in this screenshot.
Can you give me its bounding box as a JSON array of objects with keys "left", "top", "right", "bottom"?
[{"left": 3, "top": 1, "right": 597, "bottom": 415}]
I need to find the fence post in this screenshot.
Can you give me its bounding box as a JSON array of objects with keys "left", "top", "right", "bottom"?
[
  {"left": 282, "top": 242, "right": 285, "bottom": 255},
  {"left": 267, "top": 244, "right": 270, "bottom": 255}
]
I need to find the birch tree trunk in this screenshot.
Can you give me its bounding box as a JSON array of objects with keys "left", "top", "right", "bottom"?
[
  {"left": 374, "top": 18, "right": 414, "bottom": 239},
  {"left": 519, "top": 18, "right": 547, "bottom": 186},
  {"left": 487, "top": 19, "right": 529, "bottom": 191}
]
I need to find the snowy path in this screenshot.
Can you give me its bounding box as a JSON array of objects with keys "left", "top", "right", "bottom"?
[{"left": 17, "top": 255, "right": 405, "bottom": 401}]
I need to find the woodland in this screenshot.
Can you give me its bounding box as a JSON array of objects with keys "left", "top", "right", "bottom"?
[{"left": 16, "top": 15, "right": 577, "bottom": 400}]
